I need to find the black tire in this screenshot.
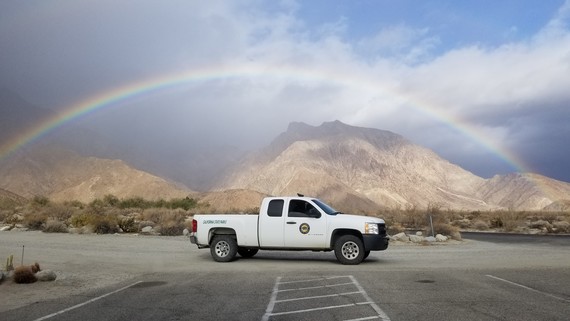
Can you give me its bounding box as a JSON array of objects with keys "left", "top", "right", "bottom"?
[
  {"left": 237, "top": 247, "right": 259, "bottom": 258},
  {"left": 334, "top": 235, "right": 365, "bottom": 265},
  {"left": 363, "top": 250, "right": 371, "bottom": 260},
  {"left": 210, "top": 235, "right": 238, "bottom": 262}
]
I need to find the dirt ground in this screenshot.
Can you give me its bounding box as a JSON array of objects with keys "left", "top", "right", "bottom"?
[{"left": 0, "top": 231, "right": 193, "bottom": 313}]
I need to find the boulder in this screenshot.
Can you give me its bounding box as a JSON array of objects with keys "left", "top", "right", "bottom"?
[
  {"left": 415, "top": 231, "right": 423, "bottom": 236},
  {"left": 425, "top": 236, "right": 436, "bottom": 242},
  {"left": 183, "top": 228, "right": 190, "bottom": 236},
  {"left": 140, "top": 226, "right": 154, "bottom": 234},
  {"left": 391, "top": 232, "right": 409, "bottom": 242},
  {"left": 0, "top": 225, "right": 12, "bottom": 231},
  {"left": 435, "top": 234, "right": 448, "bottom": 242},
  {"left": 409, "top": 235, "right": 424, "bottom": 243},
  {"left": 36, "top": 270, "right": 57, "bottom": 282}
]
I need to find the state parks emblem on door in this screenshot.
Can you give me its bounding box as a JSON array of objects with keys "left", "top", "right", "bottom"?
[{"left": 299, "top": 223, "right": 310, "bottom": 234}]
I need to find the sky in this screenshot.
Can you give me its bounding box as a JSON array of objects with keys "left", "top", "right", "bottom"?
[{"left": 1, "top": 0, "right": 570, "bottom": 182}]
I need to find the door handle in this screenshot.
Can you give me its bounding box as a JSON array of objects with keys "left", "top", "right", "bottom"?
[{"left": 286, "top": 221, "right": 297, "bottom": 224}]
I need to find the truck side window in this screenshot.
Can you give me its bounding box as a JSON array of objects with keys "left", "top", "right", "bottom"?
[
  {"left": 267, "top": 200, "right": 284, "bottom": 217},
  {"left": 288, "top": 200, "right": 320, "bottom": 218}
]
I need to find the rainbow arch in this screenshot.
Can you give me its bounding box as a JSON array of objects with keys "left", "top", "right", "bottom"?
[{"left": 0, "top": 63, "right": 528, "bottom": 176}]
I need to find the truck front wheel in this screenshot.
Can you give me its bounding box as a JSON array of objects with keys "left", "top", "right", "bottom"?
[
  {"left": 334, "top": 235, "right": 365, "bottom": 265},
  {"left": 210, "top": 235, "right": 237, "bottom": 262}
]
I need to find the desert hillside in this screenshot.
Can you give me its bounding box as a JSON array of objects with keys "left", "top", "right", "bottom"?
[
  {"left": 0, "top": 145, "right": 192, "bottom": 202},
  {"left": 217, "top": 121, "right": 570, "bottom": 211}
]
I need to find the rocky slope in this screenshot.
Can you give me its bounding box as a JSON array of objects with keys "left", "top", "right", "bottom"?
[
  {"left": 0, "top": 145, "right": 192, "bottom": 203},
  {"left": 217, "top": 121, "right": 495, "bottom": 211}
]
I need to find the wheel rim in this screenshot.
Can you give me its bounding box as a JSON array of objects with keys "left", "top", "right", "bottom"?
[
  {"left": 341, "top": 241, "right": 359, "bottom": 260},
  {"left": 215, "top": 240, "right": 230, "bottom": 257}
]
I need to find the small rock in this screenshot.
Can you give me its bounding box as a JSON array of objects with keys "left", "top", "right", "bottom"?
[
  {"left": 0, "top": 226, "right": 12, "bottom": 232},
  {"left": 415, "top": 231, "right": 423, "bottom": 236},
  {"left": 409, "top": 235, "right": 424, "bottom": 243},
  {"left": 391, "top": 232, "right": 409, "bottom": 242},
  {"left": 140, "top": 226, "right": 154, "bottom": 234},
  {"left": 36, "top": 270, "right": 57, "bottom": 282},
  {"left": 425, "top": 236, "right": 436, "bottom": 242},
  {"left": 183, "top": 228, "right": 190, "bottom": 236},
  {"left": 435, "top": 234, "right": 448, "bottom": 242}
]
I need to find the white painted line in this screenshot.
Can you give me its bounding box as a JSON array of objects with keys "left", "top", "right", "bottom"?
[
  {"left": 486, "top": 275, "right": 570, "bottom": 303},
  {"left": 277, "top": 282, "right": 354, "bottom": 292},
  {"left": 34, "top": 281, "right": 143, "bottom": 321},
  {"left": 344, "top": 316, "right": 381, "bottom": 321},
  {"left": 268, "top": 303, "right": 356, "bottom": 316},
  {"left": 349, "top": 275, "right": 391, "bottom": 321},
  {"left": 275, "top": 291, "right": 361, "bottom": 303},
  {"left": 278, "top": 275, "right": 350, "bottom": 285},
  {"left": 261, "top": 276, "right": 282, "bottom": 321}
]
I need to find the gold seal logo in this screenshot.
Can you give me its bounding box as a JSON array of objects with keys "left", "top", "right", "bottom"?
[{"left": 299, "top": 223, "right": 310, "bottom": 234}]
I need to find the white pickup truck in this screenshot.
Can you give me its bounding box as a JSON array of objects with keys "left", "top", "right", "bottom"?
[{"left": 189, "top": 195, "right": 389, "bottom": 265}]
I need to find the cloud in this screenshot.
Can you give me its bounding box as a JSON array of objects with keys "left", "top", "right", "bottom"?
[{"left": 1, "top": 0, "right": 570, "bottom": 181}]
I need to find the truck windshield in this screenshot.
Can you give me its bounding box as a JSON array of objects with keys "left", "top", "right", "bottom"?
[{"left": 312, "top": 199, "right": 341, "bottom": 215}]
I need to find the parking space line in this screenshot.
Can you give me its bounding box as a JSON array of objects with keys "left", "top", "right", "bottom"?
[
  {"left": 275, "top": 291, "right": 361, "bottom": 303},
  {"left": 268, "top": 303, "right": 357, "bottom": 316},
  {"left": 262, "top": 275, "right": 391, "bottom": 321},
  {"left": 486, "top": 275, "right": 570, "bottom": 303},
  {"left": 34, "top": 281, "right": 143, "bottom": 321},
  {"left": 277, "top": 282, "right": 354, "bottom": 292}
]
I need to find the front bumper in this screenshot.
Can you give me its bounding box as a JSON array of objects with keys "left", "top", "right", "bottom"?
[{"left": 363, "top": 234, "right": 389, "bottom": 251}]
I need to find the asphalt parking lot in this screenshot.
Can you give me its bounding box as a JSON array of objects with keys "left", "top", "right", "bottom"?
[{"left": 2, "top": 233, "right": 569, "bottom": 321}]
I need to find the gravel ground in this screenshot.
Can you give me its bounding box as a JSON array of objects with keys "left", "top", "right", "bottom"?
[{"left": 0, "top": 231, "right": 192, "bottom": 313}]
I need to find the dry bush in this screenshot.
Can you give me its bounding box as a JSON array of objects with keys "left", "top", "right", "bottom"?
[
  {"left": 156, "top": 209, "right": 188, "bottom": 236},
  {"left": 473, "top": 220, "right": 490, "bottom": 231},
  {"left": 44, "top": 220, "right": 68, "bottom": 233},
  {"left": 22, "top": 211, "right": 46, "bottom": 230},
  {"left": 13, "top": 266, "right": 37, "bottom": 284},
  {"left": 426, "top": 222, "right": 459, "bottom": 237},
  {"left": 89, "top": 214, "right": 119, "bottom": 234},
  {"left": 70, "top": 213, "right": 90, "bottom": 227},
  {"left": 118, "top": 216, "right": 138, "bottom": 233}
]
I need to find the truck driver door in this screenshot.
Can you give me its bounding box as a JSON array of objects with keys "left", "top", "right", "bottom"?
[{"left": 284, "top": 199, "right": 327, "bottom": 248}]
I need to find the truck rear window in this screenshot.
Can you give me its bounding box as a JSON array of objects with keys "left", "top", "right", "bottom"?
[{"left": 267, "top": 199, "right": 284, "bottom": 217}]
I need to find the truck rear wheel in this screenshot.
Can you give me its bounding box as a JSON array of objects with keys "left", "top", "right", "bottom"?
[
  {"left": 334, "top": 235, "right": 365, "bottom": 265},
  {"left": 210, "top": 235, "right": 237, "bottom": 262},
  {"left": 237, "top": 247, "right": 259, "bottom": 258}
]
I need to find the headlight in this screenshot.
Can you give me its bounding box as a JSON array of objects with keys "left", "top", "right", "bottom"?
[{"left": 365, "top": 223, "right": 379, "bottom": 234}]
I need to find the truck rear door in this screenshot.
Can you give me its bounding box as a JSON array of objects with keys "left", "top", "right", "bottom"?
[{"left": 258, "top": 198, "right": 286, "bottom": 247}]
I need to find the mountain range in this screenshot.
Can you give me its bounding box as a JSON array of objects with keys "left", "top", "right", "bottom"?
[{"left": 1, "top": 89, "right": 569, "bottom": 211}]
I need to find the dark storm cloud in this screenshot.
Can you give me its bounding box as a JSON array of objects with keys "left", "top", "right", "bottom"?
[{"left": 2, "top": 0, "right": 570, "bottom": 182}]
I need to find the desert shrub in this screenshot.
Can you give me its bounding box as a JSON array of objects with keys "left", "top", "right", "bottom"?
[
  {"left": 158, "top": 222, "right": 185, "bottom": 236},
  {"left": 103, "top": 194, "right": 120, "bottom": 207},
  {"left": 23, "top": 212, "right": 46, "bottom": 230},
  {"left": 44, "top": 220, "right": 68, "bottom": 233},
  {"left": 70, "top": 213, "right": 90, "bottom": 227},
  {"left": 119, "top": 197, "right": 150, "bottom": 209},
  {"left": 89, "top": 214, "right": 119, "bottom": 234},
  {"left": 44, "top": 204, "right": 76, "bottom": 222},
  {"left": 473, "top": 220, "right": 490, "bottom": 231},
  {"left": 118, "top": 216, "right": 138, "bottom": 233},
  {"left": 387, "top": 222, "right": 405, "bottom": 235},
  {"left": 166, "top": 197, "right": 198, "bottom": 210},
  {"left": 13, "top": 266, "right": 37, "bottom": 284},
  {"left": 63, "top": 200, "right": 85, "bottom": 209},
  {"left": 553, "top": 221, "right": 570, "bottom": 233},
  {"left": 31, "top": 196, "right": 50, "bottom": 208},
  {"left": 425, "top": 222, "right": 459, "bottom": 237}
]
